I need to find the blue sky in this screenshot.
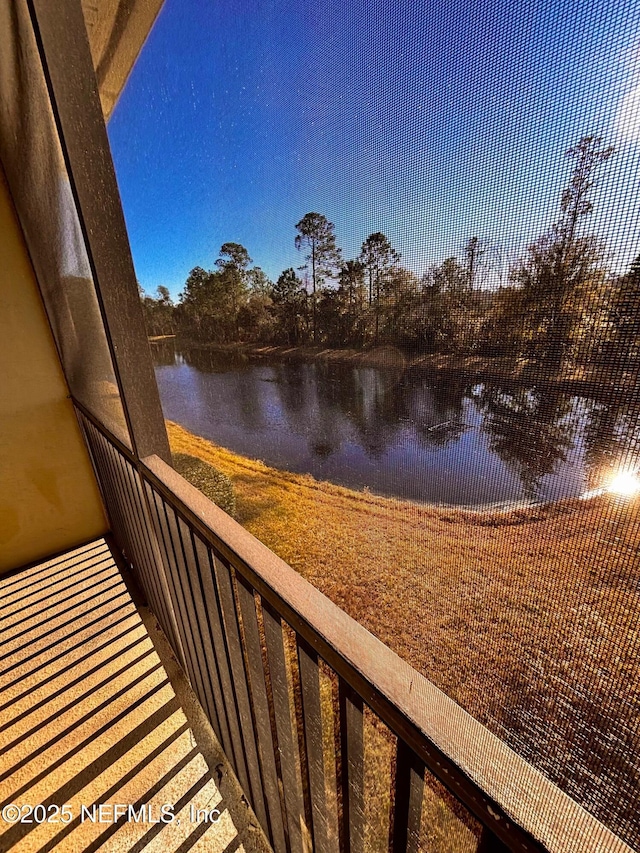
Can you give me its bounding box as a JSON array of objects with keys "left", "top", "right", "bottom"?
[{"left": 107, "top": 0, "right": 640, "bottom": 300}]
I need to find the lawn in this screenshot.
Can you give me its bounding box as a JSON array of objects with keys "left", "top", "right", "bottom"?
[{"left": 167, "top": 420, "right": 640, "bottom": 847}]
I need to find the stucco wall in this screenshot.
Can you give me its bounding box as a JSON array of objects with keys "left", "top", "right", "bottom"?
[{"left": 0, "top": 164, "right": 107, "bottom": 573}]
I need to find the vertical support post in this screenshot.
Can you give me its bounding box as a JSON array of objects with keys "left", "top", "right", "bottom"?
[
  {"left": 339, "top": 681, "right": 365, "bottom": 853},
  {"left": 476, "top": 827, "right": 512, "bottom": 852},
  {"left": 391, "top": 741, "right": 424, "bottom": 853},
  {"left": 26, "top": 0, "right": 171, "bottom": 463}
]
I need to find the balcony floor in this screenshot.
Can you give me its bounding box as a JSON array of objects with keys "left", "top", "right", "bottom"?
[{"left": 0, "top": 538, "right": 271, "bottom": 853}]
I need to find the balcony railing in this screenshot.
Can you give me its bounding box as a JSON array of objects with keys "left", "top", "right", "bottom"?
[
  {"left": 73, "top": 400, "right": 633, "bottom": 853},
  {"left": 0, "top": 2, "right": 634, "bottom": 850}
]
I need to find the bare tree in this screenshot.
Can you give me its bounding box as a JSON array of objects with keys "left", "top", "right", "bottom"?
[
  {"left": 512, "top": 135, "right": 615, "bottom": 370},
  {"left": 464, "top": 236, "right": 486, "bottom": 289}
]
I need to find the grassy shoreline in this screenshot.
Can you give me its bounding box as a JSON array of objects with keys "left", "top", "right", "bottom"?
[
  {"left": 167, "top": 418, "right": 640, "bottom": 839},
  {"left": 163, "top": 338, "right": 640, "bottom": 400}
]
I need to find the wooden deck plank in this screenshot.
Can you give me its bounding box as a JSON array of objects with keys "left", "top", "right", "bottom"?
[{"left": 0, "top": 539, "right": 272, "bottom": 853}]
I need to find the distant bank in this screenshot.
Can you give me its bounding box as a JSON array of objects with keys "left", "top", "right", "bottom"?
[{"left": 151, "top": 337, "right": 640, "bottom": 400}]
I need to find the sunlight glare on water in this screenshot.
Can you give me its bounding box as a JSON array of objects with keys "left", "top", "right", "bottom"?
[{"left": 607, "top": 469, "right": 640, "bottom": 497}]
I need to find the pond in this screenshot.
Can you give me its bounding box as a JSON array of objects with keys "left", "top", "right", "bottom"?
[{"left": 152, "top": 343, "right": 640, "bottom": 507}]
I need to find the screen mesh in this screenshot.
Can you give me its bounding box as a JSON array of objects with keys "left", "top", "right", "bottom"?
[
  {"left": 0, "top": 0, "right": 130, "bottom": 447},
  {"left": 105, "top": 0, "right": 640, "bottom": 847}
]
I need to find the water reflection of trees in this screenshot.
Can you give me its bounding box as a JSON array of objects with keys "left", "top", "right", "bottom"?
[
  {"left": 476, "top": 385, "right": 576, "bottom": 499},
  {"left": 156, "top": 350, "right": 640, "bottom": 501},
  {"left": 272, "top": 361, "right": 308, "bottom": 416},
  {"left": 268, "top": 360, "right": 401, "bottom": 460},
  {"left": 175, "top": 346, "right": 250, "bottom": 373},
  {"left": 149, "top": 338, "right": 177, "bottom": 366},
  {"left": 332, "top": 364, "right": 401, "bottom": 458},
  {"left": 307, "top": 363, "right": 346, "bottom": 459},
  {"left": 309, "top": 363, "right": 470, "bottom": 459},
  {"left": 404, "top": 375, "right": 469, "bottom": 448},
  {"left": 269, "top": 360, "right": 470, "bottom": 460}
]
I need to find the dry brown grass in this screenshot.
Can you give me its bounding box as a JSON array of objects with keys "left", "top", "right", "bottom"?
[{"left": 167, "top": 420, "right": 640, "bottom": 845}]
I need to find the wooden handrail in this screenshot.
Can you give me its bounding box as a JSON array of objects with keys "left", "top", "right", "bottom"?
[
  {"left": 139, "top": 450, "right": 632, "bottom": 853},
  {"left": 74, "top": 400, "right": 632, "bottom": 853}
]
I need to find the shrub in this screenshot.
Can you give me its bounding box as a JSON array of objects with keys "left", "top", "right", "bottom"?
[{"left": 172, "top": 452, "right": 236, "bottom": 518}]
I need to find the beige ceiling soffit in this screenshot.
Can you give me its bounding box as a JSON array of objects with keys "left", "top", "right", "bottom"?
[{"left": 82, "top": 0, "right": 164, "bottom": 121}]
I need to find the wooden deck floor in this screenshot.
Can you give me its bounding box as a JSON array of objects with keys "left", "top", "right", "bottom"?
[{"left": 0, "top": 539, "right": 272, "bottom": 853}]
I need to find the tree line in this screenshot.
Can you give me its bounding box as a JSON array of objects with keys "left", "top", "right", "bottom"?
[{"left": 141, "top": 136, "right": 640, "bottom": 372}]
